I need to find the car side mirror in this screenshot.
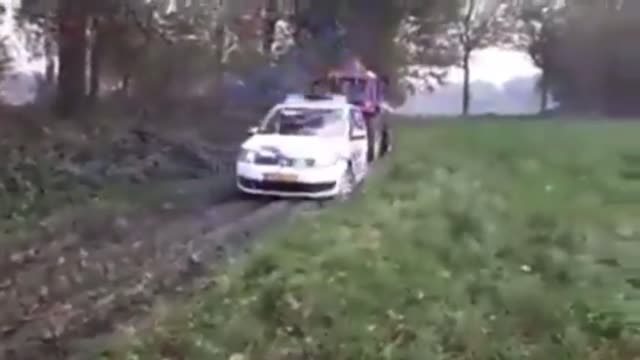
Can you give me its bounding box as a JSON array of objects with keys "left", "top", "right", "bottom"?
[{"left": 247, "top": 126, "right": 258, "bottom": 135}]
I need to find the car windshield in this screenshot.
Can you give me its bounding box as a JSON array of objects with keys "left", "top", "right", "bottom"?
[{"left": 260, "top": 107, "right": 346, "bottom": 137}]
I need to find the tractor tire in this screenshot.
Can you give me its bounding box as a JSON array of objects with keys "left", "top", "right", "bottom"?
[
  {"left": 380, "top": 122, "right": 392, "bottom": 156},
  {"left": 365, "top": 118, "right": 376, "bottom": 163}
]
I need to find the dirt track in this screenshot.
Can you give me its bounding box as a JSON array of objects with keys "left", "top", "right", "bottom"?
[{"left": 0, "top": 192, "right": 315, "bottom": 360}]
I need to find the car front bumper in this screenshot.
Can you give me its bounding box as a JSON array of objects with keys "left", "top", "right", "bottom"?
[{"left": 235, "top": 161, "right": 346, "bottom": 199}]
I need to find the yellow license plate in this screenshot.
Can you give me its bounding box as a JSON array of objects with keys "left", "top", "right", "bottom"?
[{"left": 263, "top": 173, "right": 298, "bottom": 182}]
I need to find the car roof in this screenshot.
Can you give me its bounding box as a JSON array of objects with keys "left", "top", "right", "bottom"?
[{"left": 275, "top": 94, "right": 356, "bottom": 111}]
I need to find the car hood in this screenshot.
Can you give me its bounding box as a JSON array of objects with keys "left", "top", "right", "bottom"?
[{"left": 242, "top": 134, "right": 348, "bottom": 159}]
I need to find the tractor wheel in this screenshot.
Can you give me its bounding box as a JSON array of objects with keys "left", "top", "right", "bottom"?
[
  {"left": 366, "top": 121, "right": 376, "bottom": 163},
  {"left": 380, "top": 123, "right": 392, "bottom": 156}
]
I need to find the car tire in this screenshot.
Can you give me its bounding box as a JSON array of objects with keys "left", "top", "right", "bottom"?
[
  {"left": 380, "top": 123, "right": 392, "bottom": 156},
  {"left": 337, "top": 163, "right": 356, "bottom": 201},
  {"left": 366, "top": 122, "right": 382, "bottom": 163},
  {"left": 373, "top": 131, "right": 382, "bottom": 160},
  {"left": 366, "top": 128, "right": 376, "bottom": 163}
]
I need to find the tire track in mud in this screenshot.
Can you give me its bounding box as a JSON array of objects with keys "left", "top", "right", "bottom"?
[
  {"left": 0, "top": 194, "right": 301, "bottom": 360},
  {"left": 0, "top": 200, "right": 256, "bottom": 329}
]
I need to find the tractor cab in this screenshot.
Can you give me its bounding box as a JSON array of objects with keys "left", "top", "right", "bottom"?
[
  {"left": 308, "top": 58, "right": 392, "bottom": 163},
  {"left": 311, "top": 59, "right": 387, "bottom": 118}
]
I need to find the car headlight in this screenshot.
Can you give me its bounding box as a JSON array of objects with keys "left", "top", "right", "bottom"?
[
  {"left": 238, "top": 149, "right": 257, "bottom": 163},
  {"left": 313, "top": 154, "right": 340, "bottom": 167}
]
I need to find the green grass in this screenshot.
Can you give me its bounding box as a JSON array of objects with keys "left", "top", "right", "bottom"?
[{"left": 110, "top": 120, "right": 640, "bottom": 360}]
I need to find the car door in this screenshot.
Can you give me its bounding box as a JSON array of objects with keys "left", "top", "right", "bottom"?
[{"left": 349, "top": 108, "right": 368, "bottom": 180}]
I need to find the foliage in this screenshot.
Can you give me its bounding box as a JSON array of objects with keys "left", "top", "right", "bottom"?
[
  {"left": 529, "top": 0, "right": 640, "bottom": 115},
  {"left": 0, "top": 36, "right": 10, "bottom": 79},
  {"left": 12, "top": 0, "right": 473, "bottom": 110},
  {"left": 11, "top": 0, "right": 640, "bottom": 115},
  {"left": 0, "top": 4, "right": 12, "bottom": 81},
  {"left": 518, "top": 1, "right": 565, "bottom": 112},
  {"left": 452, "top": 0, "right": 507, "bottom": 115}
]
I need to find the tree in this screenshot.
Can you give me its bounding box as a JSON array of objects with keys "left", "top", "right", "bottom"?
[
  {"left": 0, "top": 8, "right": 12, "bottom": 81},
  {"left": 55, "top": 0, "right": 89, "bottom": 116},
  {"left": 527, "top": 0, "right": 640, "bottom": 115},
  {"left": 453, "top": 0, "right": 514, "bottom": 115},
  {"left": 0, "top": 38, "right": 11, "bottom": 95},
  {"left": 88, "top": 16, "right": 104, "bottom": 101},
  {"left": 262, "top": 0, "right": 278, "bottom": 55},
  {"left": 521, "top": 2, "right": 564, "bottom": 113},
  {"left": 292, "top": 0, "right": 459, "bottom": 104},
  {"left": 393, "top": 0, "right": 466, "bottom": 96},
  {"left": 19, "top": 0, "right": 118, "bottom": 115},
  {"left": 16, "top": 0, "right": 241, "bottom": 113}
]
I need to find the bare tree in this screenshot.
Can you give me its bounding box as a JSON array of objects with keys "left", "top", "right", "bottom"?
[{"left": 455, "top": 0, "right": 513, "bottom": 115}]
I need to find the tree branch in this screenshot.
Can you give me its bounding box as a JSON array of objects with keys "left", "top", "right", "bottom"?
[{"left": 123, "top": 2, "right": 173, "bottom": 44}]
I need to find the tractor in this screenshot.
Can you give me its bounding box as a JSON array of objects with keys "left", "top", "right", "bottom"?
[{"left": 310, "top": 58, "right": 392, "bottom": 162}]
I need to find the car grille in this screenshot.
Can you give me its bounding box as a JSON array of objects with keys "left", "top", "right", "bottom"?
[
  {"left": 255, "top": 155, "right": 300, "bottom": 167},
  {"left": 255, "top": 154, "right": 280, "bottom": 165},
  {"left": 238, "top": 177, "right": 336, "bottom": 193},
  {"left": 256, "top": 155, "right": 300, "bottom": 166}
]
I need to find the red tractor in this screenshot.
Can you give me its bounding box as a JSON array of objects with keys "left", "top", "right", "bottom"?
[{"left": 310, "top": 58, "right": 392, "bottom": 162}]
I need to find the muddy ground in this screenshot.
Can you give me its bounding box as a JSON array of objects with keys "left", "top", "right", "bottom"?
[
  {"left": 0, "top": 195, "right": 313, "bottom": 360},
  {"left": 0, "top": 107, "right": 313, "bottom": 359}
]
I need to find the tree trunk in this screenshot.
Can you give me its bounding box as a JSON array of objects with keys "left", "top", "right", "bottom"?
[
  {"left": 88, "top": 17, "right": 103, "bottom": 102},
  {"left": 292, "top": 0, "right": 302, "bottom": 45},
  {"left": 462, "top": 49, "right": 471, "bottom": 116},
  {"left": 262, "top": 0, "right": 278, "bottom": 55},
  {"left": 121, "top": 74, "right": 130, "bottom": 94},
  {"left": 539, "top": 70, "right": 549, "bottom": 113},
  {"left": 212, "top": 21, "right": 225, "bottom": 106},
  {"left": 44, "top": 35, "right": 55, "bottom": 84},
  {"left": 55, "top": 0, "right": 88, "bottom": 117}
]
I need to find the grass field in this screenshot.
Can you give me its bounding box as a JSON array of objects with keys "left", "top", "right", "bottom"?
[{"left": 111, "top": 120, "right": 640, "bottom": 360}]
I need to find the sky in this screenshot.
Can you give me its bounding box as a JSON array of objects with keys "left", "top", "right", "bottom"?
[{"left": 396, "top": 47, "right": 556, "bottom": 116}]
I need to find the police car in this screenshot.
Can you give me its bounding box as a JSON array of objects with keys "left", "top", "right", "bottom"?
[{"left": 236, "top": 93, "right": 368, "bottom": 199}]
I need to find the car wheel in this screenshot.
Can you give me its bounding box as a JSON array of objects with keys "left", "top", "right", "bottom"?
[
  {"left": 374, "top": 131, "right": 383, "bottom": 159},
  {"left": 366, "top": 131, "right": 376, "bottom": 163},
  {"left": 373, "top": 118, "right": 385, "bottom": 160},
  {"left": 365, "top": 117, "right": 378, "bottom": 163},
  {"left": 381, "top": 124, "right": 392, "bottom": 156},
  {"left": 337, "top": 163, "right": 356, "bottom": 201}
]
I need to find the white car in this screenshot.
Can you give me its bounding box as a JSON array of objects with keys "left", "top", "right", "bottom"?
[{"left": 236, "top": 94, "right": 369, "bottom": 199}]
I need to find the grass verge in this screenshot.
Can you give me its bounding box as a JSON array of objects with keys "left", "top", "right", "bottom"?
[{"left": 110, "top": 120, "right": 640, "bottom": 359}]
